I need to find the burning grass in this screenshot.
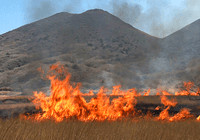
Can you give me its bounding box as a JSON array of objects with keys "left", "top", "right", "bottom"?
[
  {"left": 0, "top": 119, "right": 200, "bottom": 140},
  {"left": 22, "top": 64, "right": 200, "bottom": 122},
  {"left": 1, "top": 64, "right": 200, "bottom": 139}
]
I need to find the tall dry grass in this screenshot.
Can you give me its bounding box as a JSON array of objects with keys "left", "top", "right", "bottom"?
[{"left": 0, "top": 119, "right": 200, "bottom": 140}]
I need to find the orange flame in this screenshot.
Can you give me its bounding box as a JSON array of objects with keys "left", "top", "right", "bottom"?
[
  {"left": 156, "top": 96, "right": 193, "bottom": 121},
  {"left": 29, "top": 64, "right": 140, "bottom": 122},
  {"left": 197, "top": 115, "right": 200, "bottom": 121},
  {"left": 169, "top": 108, "right": 193, "bottom": 122},
  {"left": 156, "top": 96, "right": 177, "bottom": 121},
  {"left": 143, "top": 89, "right": 151, "bottom": 96},
  {"left": 175, "top": 81, "right": 199, "bottom": 96},
  {"left": 24, "top": 64, "right": 200, "bottom": 122}
]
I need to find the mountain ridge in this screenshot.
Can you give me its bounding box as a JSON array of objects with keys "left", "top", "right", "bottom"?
[{"left": 0, "top": 9, "right": 199, "bottom": 94}]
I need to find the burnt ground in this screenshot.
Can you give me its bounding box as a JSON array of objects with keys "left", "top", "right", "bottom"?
[{"left": 0, "top": 95, "right": 200, "bottom": 119}]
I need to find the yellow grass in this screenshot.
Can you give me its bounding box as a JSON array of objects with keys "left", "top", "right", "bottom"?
[{"left": 0, "top": 119, "right": 200, "bottom": 140}]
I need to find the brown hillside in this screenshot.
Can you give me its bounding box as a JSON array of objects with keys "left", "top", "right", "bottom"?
[
  {"left": 0, "top": 9, "right": 160, "bottom": 94},
  {"left": 0, "top": 9, "right": 199, "bottom": 94}
]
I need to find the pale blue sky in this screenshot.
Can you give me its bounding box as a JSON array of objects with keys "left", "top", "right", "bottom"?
[
  {"left": 0, "top": 0, "right": 26, "bottom": 34},
  {"left": 0, "top": 0, "right": 200, "bottom": 37}
]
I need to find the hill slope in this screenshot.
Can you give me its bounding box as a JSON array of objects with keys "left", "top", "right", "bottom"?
[
  {"left": 147, "top": 19, "right": 200, "bottom": 88},
  {"left": 0, "top": 9, "right": 200, "bottom": 94},
  {"left": 0, "top": 9, "right": 160, "bottom": 93}
]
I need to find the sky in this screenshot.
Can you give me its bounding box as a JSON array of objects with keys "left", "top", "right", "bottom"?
[{"left": 0, "top": 0, "right": 200, "bottom": 37}]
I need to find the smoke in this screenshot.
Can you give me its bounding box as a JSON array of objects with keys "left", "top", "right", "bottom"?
[
  {"left": 110, "top": 0, "right": 200, "bottom": 37},
  {"left": 26, "top": 0, "right": 56, "bottom": 22},
  {"left": 111, "top": 2, "right": 141, "bottom": 25},
  {"left": 101, "top": 71, "right": 114, "bottom": 88},
  {"left": 25, "top": 0, "right": 200, "bottom": 37},
  {"left": 62, "top": 0, "right": 83, "bottom": 13}
]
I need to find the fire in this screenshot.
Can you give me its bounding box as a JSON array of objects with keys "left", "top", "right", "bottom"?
[
  {"left": 143, "top": 89, "right": 151, "bottom": 96},
  {"left": 175, "top": 81, "right": 200, "bottom": 96},
  {"left": 24, "top": 64, "right": 200, "bottom": 122},
  {"left": 197, "top": 115, "right": 200, "bottom": 121},
  {"left": 169, "top": 108, "right": 193, "bottom": 121},
  {"left": 156, "top": 96, "right": 193, "bottom": 121},
  {"left": 156, "top": 96, "right": 177, "bottom": 121}
]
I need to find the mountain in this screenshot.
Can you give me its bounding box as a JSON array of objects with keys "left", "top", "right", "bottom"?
[
  {"left": 0, "top": 9, "right": 161, "bottom": 94},
  {"left": 147, "top": 19, "right": 200, "bottom": 88},
  {"left": 162, "top": 19, "right": 200, "bottom": 66},
  {"left": 0, "top": 9, "right": 199, "bottom": 94}
]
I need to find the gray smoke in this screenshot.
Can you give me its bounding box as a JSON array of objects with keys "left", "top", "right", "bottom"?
[
  {"left": 26, "top": 0, "right": 55, "bottom": 22},
  {"left": 110, "top": 0, "right": 200, "bottom": 37},
  {"left": 111, "top": 2, "right": 141, "bottom": 25},
  {"left": 25, "top": 0, "right": 200, "bottom": 38}
]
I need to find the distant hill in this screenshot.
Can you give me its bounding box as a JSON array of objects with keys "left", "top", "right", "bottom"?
[
  {"left": 146, "top": 19, "right": 200, "bottom": 89},
  {"left": 162, "top": 19, "right": 200, "bottom": 66},
  {"left": 0, "top": 9, "right": 199, "bottom": 94}
]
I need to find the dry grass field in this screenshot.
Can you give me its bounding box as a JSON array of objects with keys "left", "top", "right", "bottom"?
[
  {"left": 0, "top": 92, "right": 200, "bottom": 139},
  {"left": 0, "top": 119, "right": 200, "bottom": 140}
]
